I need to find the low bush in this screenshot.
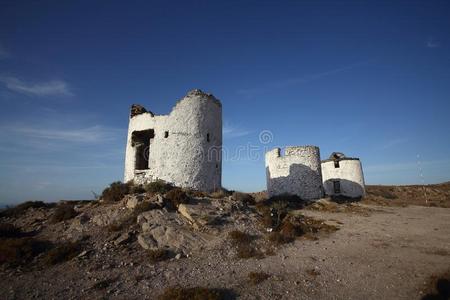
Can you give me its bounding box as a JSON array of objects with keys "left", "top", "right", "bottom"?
[
  {"left": 49, "top": 204, "right": 78, "bottom": 224},
  {"left": 158, "top": 286, "right": 225, "bottom": 300},
  {"left": 145, "top": 180, "right": 174, "bottom": 195},
  {"left": 232, "top": 192, "right": 255, "bottom": 205},
  {"left": 236, "top": 244, "right": 263, "bottom": 259},
  {"left": 0, "top": 238, "right": 51, "bottom": 266},
  {"left": 185, "top": 189, "right": 208, "bottom": 198},
  {"left": 42, "top": 241, "right": 82, "bottom": 265},
  {"left": 164, "top": 188, "right": 189, "bottom": 210},
  {"left": 248, "top": 272, "right": 270, "bottom": 285},
  {"left": 0, "top": 223, "right": 22, "bottom": 238},
  {"left": 0, "top": 201, "right": 53, "bottom": 218},
  {"left": 147, "top": 249, "right": 171, "bottom": 263},
  {"left": 130, "top": 183, "right": 146, "bottom": 194},
  {"left": 228, "top": 230, "right": 263, "bottom": 259},
  {"left": 92, "top": 278, "right": 116, "bottom": 290},
  {"left": 101, "top": 181, "right": 132, "bottom": 202},
  {"left": 209, "top": 188, "right": 232, "bottom": 199},
  {"left": 228, "top": 230, "right": 252, "bottom": 244}
]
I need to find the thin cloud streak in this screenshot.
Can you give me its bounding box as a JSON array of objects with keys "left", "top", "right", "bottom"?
[
  {"left": 426, "top": 38, "right": 440, "bottom": 48},
  {"left": 0, "top": 76, "right": 73, "bottom": 97},
  {"left": 237, "top": 61, "right": 370, "bottom": 97},
  {"left": 380, "top": 138, "right": 408, "bottom": 150},
  {"left": 5, "top": 125, "right": 121, "bottom": 143},
  {"left": 223, "top": 123, "right": 252, "bottom": 139},
  {"left": 0, "top": 44, "right": 10, "bottom": 60}
]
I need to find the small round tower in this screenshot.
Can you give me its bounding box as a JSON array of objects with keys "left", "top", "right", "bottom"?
[
  {"left": 321, "top": 152, "right": 365, "bottom": 198},
  {"left": 265, "top": 145, "right": 323, "bottom": 200}
]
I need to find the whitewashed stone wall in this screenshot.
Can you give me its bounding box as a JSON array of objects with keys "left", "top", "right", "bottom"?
[
  {"left": 321, "top": 158, "right": 365, "bottom": 198},
  {"left": 124, "top": 89, "right": 222, "bottom": 192},
  {"left": 265, "top": 146, "right": 324, "bottom": 200}
]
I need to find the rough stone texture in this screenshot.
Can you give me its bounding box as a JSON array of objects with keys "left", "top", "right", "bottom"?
[
  {"left": 321, "top": 156, "right": 366, "bottom": 198},
  {"left": 136, "top": 209, "right": 211, "bottom": 253},
  {"left": 178, "top": 202, "right": 221, "bottom": 229},
  {"left": 265, "top": 146, "right": 324, "bottom": 200},
  {"left": 124, "top": 89, "right": 222, "bottom": 192}
]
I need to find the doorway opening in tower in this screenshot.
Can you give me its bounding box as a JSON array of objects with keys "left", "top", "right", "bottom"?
[{"left": 132, "top": 129, "right": 154, "bottom": 170}]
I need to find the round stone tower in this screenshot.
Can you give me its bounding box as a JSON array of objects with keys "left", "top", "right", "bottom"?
[
  {"left": 321, "top": 152, "right": 365, "bottom": 198},
  {"left": 124, "top": 89, "right": 222, "bottom": 192},
  {"left": 265, "top": 145, "right": 324, "bottom": 200}
]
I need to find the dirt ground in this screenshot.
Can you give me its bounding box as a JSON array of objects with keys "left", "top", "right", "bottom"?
[{"left": 1, "top": 199, "right": 449, "bottom": 300}]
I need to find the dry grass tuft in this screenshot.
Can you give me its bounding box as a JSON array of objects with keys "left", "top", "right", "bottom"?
[
  {"left": 209, "top": 188, "right": 232, "bottom": 199},
  {"left": 42, "top": 241, "right": 82, "bottom": 265},
  {"left": 267, "top": 214, "right": 338, "bottom": 246},
  {"left": 421, "top": 269, "right": 450, "bottom": 300},
  {"left": 101, "top": 181, "right": 132, "bottom": 202},
  {"left": 158, "top": 286, "right": 226, "bottom": 300},
  {"left": 232, "top": 192, "right": 255, "bottom": 205},
  {"left": 306, "top": 268, "right": 321, "bottom": 276},
  {"left": 50, "top": 203, "right": 78, "bottom": 224},
  {"left": 0, "top": 201, "right": 54, "bottom": 218},
  {"left": 165, "top": 188, "right": 189, "bottom": 210},
  {"left": 147, "top": 249, "right": 171, "bottom": 263},
  {"left": 0, "top": 223, "right": 23, "bottom": 238},
  {"left": 92, "top": 278, "right": 116, "bottom": 290},
  {"left": 0, "top": 238, "right": 51, "bottom": 266},
  {"left": 228, "top": 230, "right": 263, "bottom": 259},
  {"left": 248, "top": 272, "right": 270, "bottom": 285},
  {"left": 145, "top": 180, "right": 174, "bottom": 195}
]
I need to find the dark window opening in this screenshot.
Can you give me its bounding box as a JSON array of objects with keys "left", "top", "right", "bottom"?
[
  {"left": 132, "top": 129, "right": 154, "bottom": 170},
  {"left": 333, "top": 180, "right": 341, "bottom": 194},
  {"left": 215, "top": 163, "right": 219, "bottom": 169},
  {"left": 207, "top": 133, "right": 210, "bottom": 142},
  {"left": 164, "top": 131, "right": 169, "bottom": 138},
  {"left": 334, "top": 160, "right": 340, "bottom": 168}
]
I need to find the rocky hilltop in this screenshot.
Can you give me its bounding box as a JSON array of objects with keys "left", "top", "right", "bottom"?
[{"left": 0, "top": 182, "right": 449, "bottom": 299}]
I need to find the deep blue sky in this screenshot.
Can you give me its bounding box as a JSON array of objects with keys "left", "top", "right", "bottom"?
[{"left": 1, "top": 0, "right": 449, "bottom": 204}]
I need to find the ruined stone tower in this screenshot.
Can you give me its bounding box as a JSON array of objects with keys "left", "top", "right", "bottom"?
[
  {"left": 265, "top": 146, "right": 324, "bottom": 200},
  {"left": 124, "top": 89, "right": 222, "bottom": 192},
  {"left": 321, "top": 152, "right": 365, "bottom": 198}
]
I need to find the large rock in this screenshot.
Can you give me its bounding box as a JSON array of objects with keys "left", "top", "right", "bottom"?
[
  {"left": 126, "top": 194, "right": 164, "bottom": 210},
  {"left": 178, "top": 202, "right": 221, "bottom": 229},
  {"left": 137, "top": 210, "right": 212, "bottom": 253}
]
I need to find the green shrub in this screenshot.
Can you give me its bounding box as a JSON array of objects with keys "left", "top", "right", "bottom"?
[
  {"left": 50, "top": 204, "right": 78, "bottom": 224},
  {"left": 0, "top": 238, "right": 51, "bottom": 266},
  {"left": 101, "top": 181, "right": 131, "bottom": 202},
  {"left": 0, "top": 223, "right": 22, "bottom": 238},
  {"left": 42, "top": 241, "right": 82, "bottom": 265},
  {"left": 145, "top": 180, "right": 173, "bottom": 195}
]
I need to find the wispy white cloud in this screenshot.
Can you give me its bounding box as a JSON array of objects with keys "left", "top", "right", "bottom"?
[
  {"left": 0, "top": 76, "right": 73, "bottom": 97},
  {"left": 380, "top": 138, "right": 408, "bottom": 150},
  {"left": 2, "top": 124, "right": 121, "bottom": 143},
  {"left": 223, "top": 122, "right": 252, "bottom": 139},
  {"left": 237, "top": 61, "right": 370, "bottom": 97},
  {"left": 426, "top": 38, "right": 440, "bottom": 48},
  {"left": 0, "top": 44, "right": 10, "bottom": 60}
]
